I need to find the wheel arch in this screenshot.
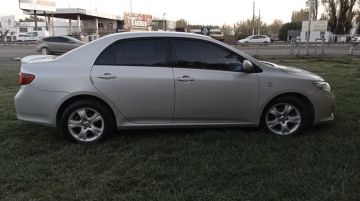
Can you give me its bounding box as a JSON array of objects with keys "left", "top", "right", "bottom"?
[
  {"left": 259, "top": 92, "right": 315, "bottom": 126},
  {"left": 56, "top": 94, "right": 117, "bottom": 128}
]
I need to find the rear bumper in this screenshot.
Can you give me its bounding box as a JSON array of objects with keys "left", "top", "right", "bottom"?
[{"left": 14, "top": 85, "right": 69, "bottom": 127}]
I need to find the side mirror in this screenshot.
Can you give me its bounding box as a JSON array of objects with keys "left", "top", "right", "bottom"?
[{"left": 243, "top": 60, "right": 254, "bottom": 72}]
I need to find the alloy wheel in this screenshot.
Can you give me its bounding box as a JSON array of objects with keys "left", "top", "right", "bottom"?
[
  {"left": 265, "top": 103, "right": 302, "bottom": 136},
  {"left": 67, "top": 107, "right": 104, "bottom": 142}
]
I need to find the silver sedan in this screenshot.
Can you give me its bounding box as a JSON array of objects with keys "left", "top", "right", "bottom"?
[{"left": 15, "top": 32, "right": 335, "bottom": 144}]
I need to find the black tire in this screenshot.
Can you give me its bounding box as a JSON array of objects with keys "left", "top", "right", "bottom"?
[
  {"left": 59, "top": 99, "right": 115, "bottom": 144},
  {"left": 41, "top": 47, "right": 50, "bottom": 55},
  {"left": 261, "top": 96, "right": 310, "bottom": 136}
]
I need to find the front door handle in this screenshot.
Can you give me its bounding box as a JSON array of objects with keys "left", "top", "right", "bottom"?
[
  {"left": 176, "top": 75, "right": 195, "bottom": 82},
  {"left": 97, "top": 73, "right": 116, "bottom": 80}
]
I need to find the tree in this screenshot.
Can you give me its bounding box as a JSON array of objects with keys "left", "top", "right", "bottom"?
[
  {"left": 279, "top": 22, "right": 302, "bottom": 41},
  {"left": 291, "top": 9, "right": 309, "bottom": 22},
  {"left": 176, "top": 19, "right": 188, "bottom": 29},
  {"left": 19, "top": 16, "right": 45, "bottom": 22},
  {"left": 234, "top": 18, "right": 253, "bottom": 39},
  {"left": 357, "top": 10, "right": 360, "bottom": 34},
  {"left": 0, "top": 30, "right": 9, "bottom": 42},
  {"left": 322, "top": 0, "right": 358, "bottom": 34},
  {"left": 269, "top": 19, "right": 283, "bottom": 36},
  {"left": 306, "top": 0, "right": 320, "bottom": 20},
  {"left": 221, "top": 24, "right": 233, "bottom": 35}
]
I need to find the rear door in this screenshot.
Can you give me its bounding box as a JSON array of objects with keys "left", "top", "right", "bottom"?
[
  {"left": 171, "top": 38, "right": 260, "bottom": 123},
  {"left": 46, "top": 37, "right": 60, "bottom": 52},
  {"left": 91, "top": 38, "right": 175, "bottom": 123}
]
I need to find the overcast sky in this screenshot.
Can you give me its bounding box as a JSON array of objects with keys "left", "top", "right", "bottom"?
[{"left": 1, "top": 0, "right": 315, "bottom": 25}]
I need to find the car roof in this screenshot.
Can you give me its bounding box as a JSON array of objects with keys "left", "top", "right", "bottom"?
[{"left": 101, "top": 31, "right": 213, "bottom": 41}]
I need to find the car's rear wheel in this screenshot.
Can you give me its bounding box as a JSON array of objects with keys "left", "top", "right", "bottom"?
[
  {"left": 59, "top": 99, "right": 115, "bottom": 144},
  {"left": 41, "top": 47, "right": 50, "bottom": 55},
  {"left": 262, "top": 96, "right": 309, "bottom": 136}
]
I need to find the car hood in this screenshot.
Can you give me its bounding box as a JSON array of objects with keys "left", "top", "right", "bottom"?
[
  {"left": 21, "top": 55, "right": 58, "bottom": 64},
  {"left": 261, "top": 61, "right": 324, "bottom": 81}
]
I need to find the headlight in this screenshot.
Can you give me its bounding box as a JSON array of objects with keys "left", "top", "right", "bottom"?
[{"left": 313, "top": 81, "right": 331, "bottom": 92}]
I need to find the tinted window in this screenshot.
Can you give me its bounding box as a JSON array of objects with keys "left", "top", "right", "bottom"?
[
  {"left": 96, "top": 47, "right": 114, "bottom": 65},
  {"left": 96, "top": 38, "right": 167, "bottom": 67},
  {"left": 172, "top": 39, "right": 244, "bottom": 72},
  {"left": 58, "top": 37, "right": 72, "bottom": 43},
  {"left": 44, "top": 37, "right": 60, "bottom": 42}
]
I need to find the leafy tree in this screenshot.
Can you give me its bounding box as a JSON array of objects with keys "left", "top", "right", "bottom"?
[
  {"left": 322, "top": 0, "right": 358, "bottom": 34},
  {"left": 291, "top": 9, "right": 309, "bottom": 22},
  {"left": 279, "top": 22, "right": 302, "bottom": 41}
]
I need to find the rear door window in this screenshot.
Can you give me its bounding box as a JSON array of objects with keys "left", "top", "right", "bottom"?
[{"left": 96, "top": 38, "right": 168, "bottom": 67}]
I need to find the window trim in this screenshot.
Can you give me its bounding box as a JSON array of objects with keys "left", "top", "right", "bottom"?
[
  {"left": 169, "top": 37, "right": 262, "bottom": 73},
  {"left": 94, "top": 37, "right": 172, "bottom": 67}
]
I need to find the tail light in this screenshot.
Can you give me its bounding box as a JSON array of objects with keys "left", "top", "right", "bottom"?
[{"left": 19, "top": 72, "right": 35, "bottom": 85}]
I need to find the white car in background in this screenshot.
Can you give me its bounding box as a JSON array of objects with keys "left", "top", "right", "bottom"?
[
  {"left": 18, "top": 31, "right": 49, "bottom": 41},
  {"left": 238, "top": 35, "right": 272, "bottom": 44},
  {"left": 351, "top": 36, "right": 360, "bottom": 43}
]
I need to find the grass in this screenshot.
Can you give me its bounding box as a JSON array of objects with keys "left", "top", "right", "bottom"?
[{"left": 0, "top": 57, "right": 360, "bottom": 201}]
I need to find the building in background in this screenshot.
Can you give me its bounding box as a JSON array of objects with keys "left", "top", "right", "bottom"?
[
  {"left": 300, "top": 20, "right": 332, "bottom": 42},
  {"left": 124, "top": 12, "right": 152, "bottom": 32}
]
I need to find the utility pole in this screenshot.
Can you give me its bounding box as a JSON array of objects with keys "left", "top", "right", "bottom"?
[
  {"left": 34, "top": 10, "right": 38, "bottom": 30},
  {"left": 305, "top": 0, "right": 313, "bottom": 55},
  {"left": 129, "top": 0, "right": 133, "bottom": 13},
  {"left": 252, "top": 0, "right": 255, "bottom": 35},
  {"left": 258, "top": 9, "right": 261, "bottom": 35},
  {"left": 163, "top": 12, "right": 166, "bottom": 31}
]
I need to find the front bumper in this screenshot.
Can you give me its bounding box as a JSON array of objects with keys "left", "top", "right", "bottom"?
[{"left": 312, "top": 91, "right": 336, "bottom": 125}]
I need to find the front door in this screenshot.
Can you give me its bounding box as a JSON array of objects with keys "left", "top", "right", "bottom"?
[{"left": 171, "top": 38, "right": 260, "bottom": 123}]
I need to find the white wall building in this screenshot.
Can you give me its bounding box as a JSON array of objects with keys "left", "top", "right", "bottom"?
[
  {"left": 17, "top": 20, "right": 83, "bottom": 37},
  {"left": 300, "top": 20, "right": 333, "bottom": 42}
]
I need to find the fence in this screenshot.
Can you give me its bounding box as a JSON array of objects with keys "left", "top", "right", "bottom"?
[{"left": 230, "top": 41, "right": 360, "bottom": 56}]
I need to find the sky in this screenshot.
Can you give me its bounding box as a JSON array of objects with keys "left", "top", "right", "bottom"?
[{"left": 1, "top": 0, "right": 314, "bottom": 25}]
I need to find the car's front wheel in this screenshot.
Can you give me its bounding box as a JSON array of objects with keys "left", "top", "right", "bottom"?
[
  {"left": 59, "top": 99, "right": 115, "bottom": 144},
  {"left": 262, "top": 96, "right": 310, "bottom": 136}
]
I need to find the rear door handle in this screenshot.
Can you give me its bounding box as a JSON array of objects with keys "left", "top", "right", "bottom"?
[
  {"left": 97, "top": 73, "right": 116, "bottom": 80},
  {"left": 176, "top": 75, "right": 195, "bottom": 82}
]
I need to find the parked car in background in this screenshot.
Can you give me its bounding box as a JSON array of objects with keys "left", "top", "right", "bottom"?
[
  {"left": 238, "top": 35, "right": 272, "bottom": 44},
  {"left": 15, "top": 32, "right": 335, "bottom": 144},
  {"left": 351, "top": 36, "right": 360, "bottom": 43},
  {"left": 18, "top": 31, "right": 49, "bottom": 42},
  {"left": 37, "top": 36, "right": 85, "bottom": 55}
]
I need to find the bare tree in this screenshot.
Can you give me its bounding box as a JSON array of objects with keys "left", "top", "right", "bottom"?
[
  {"left": 234, "top": 17, "right": 268, "bottom": 39},
  {"left": 291, "top": 9, "right": 310, "bottom": 22},
  {"left": 0, "top": 30, "right": 9, "bottom": 43},
  {"left": 221, "top": 24, "right": 233, "bottom": 35},
  {"left": 269, "top": 19, "right": 284, "bottom": 36},
  {"left": 307, "top": 0, "right": 320, "bottom": 20}
]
